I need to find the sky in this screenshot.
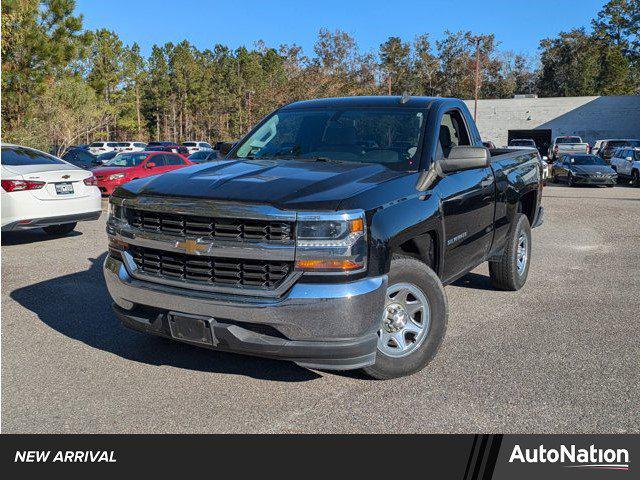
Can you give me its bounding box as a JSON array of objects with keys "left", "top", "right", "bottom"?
[{"left": 75, "top": 0, "right": 607, "bottom": 59}]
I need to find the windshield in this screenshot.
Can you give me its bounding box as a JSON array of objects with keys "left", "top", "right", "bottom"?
[
  {"left": 566, "top": 155, "right": 607, "bottom": 166},
  {"left": 556, "top": 137, "right": 582, "bottom": 144},
  {"left": 233, "top": 108, "right": 426, "bottom": 171},
  {"left": 103, "top": 153, "right": 148, "bottom": 167},
  {"left": 182, "top": 142, "right": 197, "bottom": 147},
  {"left": 1, "top": 146, "right": 64, "bottom": 166},
  {"left": 510, "top": 140, "right": 535, "bottom": 146},
  {"left": 607, "top": 140, "right": 640, "bottom": 149},
  {"left": 98, "top": 151, "right": 118, "bottom": 160}
]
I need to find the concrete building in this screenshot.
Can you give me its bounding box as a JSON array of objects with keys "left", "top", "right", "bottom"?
[{"left": 463, "top": 95, "right": 640, "bottom": 154}]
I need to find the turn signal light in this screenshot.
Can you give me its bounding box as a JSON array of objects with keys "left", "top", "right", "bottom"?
[
  {"left": 295, "top": 259, "right": 363, "bottom": 271},
  {"left": 1, "top": 179, "right": 45, "bottom": 192}
]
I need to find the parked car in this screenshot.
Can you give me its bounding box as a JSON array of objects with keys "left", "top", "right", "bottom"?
[
  {"left": 595, "top": 139, "right": 640, "bottom": 162},
  {"left": 187, "top": 150, "right": 221, "bottom": 163},
  {"left": 548, "top": 136, "right": 590, "bottom": 161},
  {"left": 552, "top": 154, "right": 616, "bottom": 187},
  {"left": 182, "top": 141, "right": 213, "bottom": 154},
  {"left": 88, "top": 141, "right": 120, "bottom": 156},
  {"left": 115, "top": 141, "right": 146, "bottom": 152},
  {"left": 1, "top": 144, "right": 101, "bottom": 234},
  {"left": 610, "top": 147, "right": 640, "bottom": 186},
  {"left": 509, "top": 139, "right": 537, "bottom": 149},
  {"left": 96, "top": 150, "right": 120, "bottom": 164},
  {"left": 61, "top": 148, "right": 102, "bottom": 170},
  {"left": 92, "top": 151, "right": 193, "bottom": 195},
  {"left": 104, "top": 95, "right": 543, "bottom": 379},
  {"left": 145, "top": 142, "right": 189, "bottom": 157}
]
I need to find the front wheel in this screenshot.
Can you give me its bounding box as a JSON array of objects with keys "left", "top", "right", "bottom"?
[
  {"left": 632, "top": 170, "right": 640, "bottom": 187},
  {"left": 42, "top": 222, "right": 77, "bottom": 235},
  {"left": 489, "top": 214, "right": 531, "bottom": 291},
  {"left": 567, "top": 173, "right": 574, "bottom": 187},
  {"left": 363, "top": 255, "right": 448, "bottom": 380}
]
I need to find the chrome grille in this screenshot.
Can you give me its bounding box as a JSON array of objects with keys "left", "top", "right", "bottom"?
[
  {"left": 126, "top": 209, "right": 292, "bottom": 241},
  {"left": 129, "top": 246, "right": 292, "bottom": 289}
]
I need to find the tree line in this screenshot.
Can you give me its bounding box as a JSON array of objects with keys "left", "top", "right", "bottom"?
[{"left": 2, "top": 0, "right": 638, "bottom": 156}]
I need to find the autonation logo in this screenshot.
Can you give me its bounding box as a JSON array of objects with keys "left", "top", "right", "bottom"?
[{"left": 509, "top": 444, "right": 630, "bottom": 471}]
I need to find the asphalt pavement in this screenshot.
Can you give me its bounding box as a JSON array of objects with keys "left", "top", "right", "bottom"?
[{"left": 2, "top": 184, "right": 639, "bottom": 433}]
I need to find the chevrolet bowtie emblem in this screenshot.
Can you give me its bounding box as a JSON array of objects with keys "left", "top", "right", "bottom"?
[
  {"left": 175, "top": 238, "right": 208, "bottom": 255},
  {"left": 62, "top": 174, "right": 71, "bottom": 179}
]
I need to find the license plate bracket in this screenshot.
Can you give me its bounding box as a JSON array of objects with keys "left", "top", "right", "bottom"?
[
  {"left": 168, "top": 313, "right": 216, "bottom": 346},
  {"left": 55, "top": 182, "right": 74, "bottom": 195}
]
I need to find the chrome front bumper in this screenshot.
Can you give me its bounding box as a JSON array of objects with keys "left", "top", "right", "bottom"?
[{"left": 104, "top": 255, "right": 387, "bottom": 369}]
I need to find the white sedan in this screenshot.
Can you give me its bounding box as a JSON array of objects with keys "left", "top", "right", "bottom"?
[{"left": 1, "top": 144, "right": 102, "bottom": 235}]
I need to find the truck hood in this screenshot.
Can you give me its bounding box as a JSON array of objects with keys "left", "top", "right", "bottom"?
[{"left": 117, "top": 158, "right": 406, "bottom": 210}]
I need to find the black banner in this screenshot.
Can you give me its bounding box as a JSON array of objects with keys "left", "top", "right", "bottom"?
[{"left": 0, "top": 434, "right": 636, "bottom": 478}]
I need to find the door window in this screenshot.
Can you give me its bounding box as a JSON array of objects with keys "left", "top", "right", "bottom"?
[
  {"left": 165, "top": 154, "right": 185, "bottom": 165},
  {"left": 150, "top": 155, "right": 166, "bottom": 167},
  {"left": 437, "top": 110, "right": 470, "bottom": 159}
]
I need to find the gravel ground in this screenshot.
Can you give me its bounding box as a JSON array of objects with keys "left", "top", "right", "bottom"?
[{"left": 2, "top": 184, "right": 639, "bottom": 433}]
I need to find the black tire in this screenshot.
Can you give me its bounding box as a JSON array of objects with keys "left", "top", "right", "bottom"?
[
  {"left": 567, "top": 173, "right": 574, "bottom": 187},
  {"left": 633, "top": 170, "right": 640, "bottom": 187},
  {"left": 42, "top": 222, "right": 77, "bottom": 235},
  {"left": 489, "top": 214, "right": 531, "bottom": 291},
  {"left": 363, "top": 255, "right": 448, "bottom": 380}
]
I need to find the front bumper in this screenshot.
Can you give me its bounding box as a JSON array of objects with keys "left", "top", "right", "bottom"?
[
  {"left": 573, "top": 175, "right": 617, "bottom": 185},
  {"left": 104, "top": 255, "right": 386, "bottom": 370}
]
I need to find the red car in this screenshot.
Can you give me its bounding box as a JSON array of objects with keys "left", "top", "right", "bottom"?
[{"left": 92, "top": 151, "right": 193, "bottom": 195}]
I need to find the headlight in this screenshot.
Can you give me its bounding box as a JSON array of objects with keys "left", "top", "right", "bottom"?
[
  {"left": 295, "top": 210, "right": 367, "bottom": 273},
  {"left": 109, "top": 173, "right": 125, "bottom": 181}
]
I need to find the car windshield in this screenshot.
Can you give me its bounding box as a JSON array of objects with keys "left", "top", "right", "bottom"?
[
  {"left": 233, "top": 108, "right": 426, "bottom": 171},
  {"left": 182, "top": 142, "right": 197, "bottom": 147},
  {"left": 90, "top": 142, "right": 104, "bottom": 147},
  {"left": 510, "top": 140, "right": 535, "bottom": 146},
  {"left": 1, "top": 146, "right": 65, "bottom": 165},
  {"left": 188, "top": 151, "right": 209, "bottom": 160},
  {"left": 104, "top": 153, "right": 148, "bottom": 167},
  {"left": 566, "top": 155, "right": 607, "bottom": 165},
  {"left": 557, "top": 137, "right": 581, "bottom": 144},
  {"left": 98, "top": 151, "right": 118, "bottom": 160},
  {"left": 608, "top": 140, "right": 640, "bottom": 148}
]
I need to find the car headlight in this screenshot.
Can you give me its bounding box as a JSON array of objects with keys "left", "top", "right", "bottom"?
[
  {"left": 295, "top": 210, "right": 367, "bottom": 273},
  {"left": 109, "top": 173, "right": 125, "bottom": 181}
]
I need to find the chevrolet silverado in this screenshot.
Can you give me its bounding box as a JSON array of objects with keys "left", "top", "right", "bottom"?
[{"left": 104, "top": 96, "right": 543, "bottom": 379}]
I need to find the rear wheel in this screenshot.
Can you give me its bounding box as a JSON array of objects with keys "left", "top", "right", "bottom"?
[
  {"left": 42, "top": 222, "right": 77, "bottom": 235},
  {"left": 489, "top": 214, "right": 531, "bottom": 291},
  {"left": 363, "top": 255, "right": 448, "bottom": 380}
]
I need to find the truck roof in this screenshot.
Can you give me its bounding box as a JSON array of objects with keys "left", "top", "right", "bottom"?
[{"left": 281, "top": 96, "right": 451, "bottom": 110}]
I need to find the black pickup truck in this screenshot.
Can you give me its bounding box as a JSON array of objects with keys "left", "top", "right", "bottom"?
[{"left": 104, "top": 96, "right": 543, "bottom": 379}]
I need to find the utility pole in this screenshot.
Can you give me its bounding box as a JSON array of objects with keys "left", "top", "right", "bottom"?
[{"left": 473, "top": 37, "right": 481, "bottom": 122}]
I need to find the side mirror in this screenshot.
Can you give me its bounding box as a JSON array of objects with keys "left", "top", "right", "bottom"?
[
  {"left": 146, "top": 162, "right": 156, "bottom": 168},
  {"left": 626, "top": 157, "right": 633, "bottom": 161},
  {"left": 439, "top": 146, "right": 490, "bottom": 173}
]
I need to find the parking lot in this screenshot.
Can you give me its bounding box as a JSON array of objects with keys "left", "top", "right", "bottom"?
[{"left": 2, "top": 183, "right": 639, "bottom": 433}]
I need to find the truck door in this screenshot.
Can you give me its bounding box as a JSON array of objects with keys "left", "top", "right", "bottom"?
[{"left": 436, "top": 109, "right": 495, "bottom": 282}]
